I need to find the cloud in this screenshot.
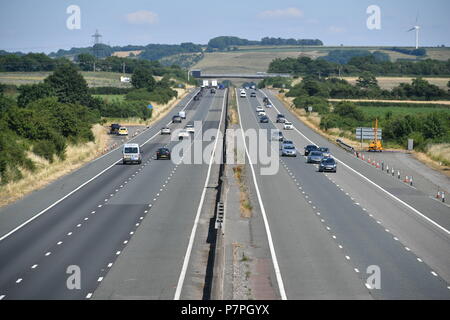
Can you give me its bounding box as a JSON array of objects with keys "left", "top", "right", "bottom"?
[
  {"left": 329, "top": 26, "right": 346, "bottom": 33},
  {"left": 259, "top": 8, "right": 303, "bottom": 19},
  {"left": 126, "top": 10, "right": 159, "bottom": 25}
]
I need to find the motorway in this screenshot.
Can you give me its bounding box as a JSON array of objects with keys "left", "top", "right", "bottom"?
[
  {"left": 0, "top": 84, "right": 449, "bottom": 300},
  {"left": 0, "top": 88, "right": 226, "bottom": 299},
  {"left": 236, "top": 88, "right": 450, "bottom": 299}
]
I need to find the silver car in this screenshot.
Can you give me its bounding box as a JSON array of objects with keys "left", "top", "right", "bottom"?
[
  {"left": 307, "top": 151, "right": 324, "bottom": 164},
  {"left": 281, "top": 145, "right": 297, "bottom": 157}
]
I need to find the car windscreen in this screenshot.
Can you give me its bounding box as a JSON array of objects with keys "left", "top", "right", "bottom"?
[
  {"left": 320, "top": 148, "right": 329, "bottom": 152},
  {"left": 124, "top": 147, "right": 138, "bottom": 153},
  {"left": 322, "top": 159, "right": 335, "bottom": 165},
  {"left": 284, "top": 146, "right": 295, "bottom": 149},
  {"left": 310, "top": 152, "right": 322, "bottom": 156}
]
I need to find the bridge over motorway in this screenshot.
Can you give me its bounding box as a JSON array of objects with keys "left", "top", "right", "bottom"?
[{"left": 191, "top": 69, "right": 291, "bottom": 79}]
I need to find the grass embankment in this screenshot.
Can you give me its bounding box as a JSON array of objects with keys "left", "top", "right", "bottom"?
[
  {"left": 275, "top": 92, "right": 450, "bottom": 174},
  {"left": 228, "top": 88, "right": 239, "bottom": 125},
  {"left": 101, "top": 87, "right": 193, "bottom": 126},
  {"left": 0, "top": 87, "right": 193, "bottom": 208},
  {"left": 0, "top": 124, "right": 109, "bottom": 207}
]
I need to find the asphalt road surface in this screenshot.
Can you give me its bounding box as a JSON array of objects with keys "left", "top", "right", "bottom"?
[
  {"left": 236, "top": 88, "right": 450, "bottom": 299},
  {"left": 0, "top": 88, "right": 227, "bottom": 300}
]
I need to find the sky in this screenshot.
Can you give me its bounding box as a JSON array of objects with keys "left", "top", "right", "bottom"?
[{"left": 0, "top": 0, "right": 449, "bottom": 53}]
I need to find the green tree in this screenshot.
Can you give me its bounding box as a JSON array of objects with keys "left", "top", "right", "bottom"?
[
  {"left": 131, "top": 67, "right": 156, "bottom": 90},
  {"left": 76, "top": 53, "right": 96, "bottom": 71},
  {"left": 17, "top": 83, "right": 55, "bottom": 107},
  {"left": 44, "top": 63, "right": 90, "bottom": 105},
  {"left": 356, "top": 72, "right": 379, "bottom": 89},
  {"left": 333, "top": 102, "right": 365, "bottom": 121},
  {"left": 422, "top": 113, "right": 446, "bottom": 139}
]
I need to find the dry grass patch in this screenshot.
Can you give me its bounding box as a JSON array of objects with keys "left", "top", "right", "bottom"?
[
  {"left": 0, "top": 124, "right": 110, "bottom": 207},
  {"left": 233, "top": 165, "right": 252, "bottom": 218}
]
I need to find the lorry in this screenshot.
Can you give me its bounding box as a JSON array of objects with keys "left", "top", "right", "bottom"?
[
  {"left": 211, "top": 80, "right": 218, "bottom": 88},
  {"left": 178, "top": 111, "right": 186, "bottom": 119},
  {"left": 202, "top": 80, "right": 209, "bottom": 88}
]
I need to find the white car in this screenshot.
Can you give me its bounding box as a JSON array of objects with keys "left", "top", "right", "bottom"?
[
  {"left": 185, "top": 124, "right": 195, "bottom": 133},
  {"left": 256, "top": 106, "right": 264, "bottom": 112},
  {"left": 258, "top": 111, "right": 266, "bottom": 117},
  {"left": 178, "top": 130, "right": 190, "bottom": 140},
  {"left": 265, "top": 104, "right": 272, "bottom": 108},
  {"left": 284, "top": 122, "right": 294, "bottom": 130},
  {"left": 161, "top": 127, "right": 171, "bottom": 135}
]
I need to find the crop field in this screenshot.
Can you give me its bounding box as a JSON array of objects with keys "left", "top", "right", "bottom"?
[
  {"left": 0, "top": 71, "right": 132, "bottom": 87},
  {"left": 359, "top": 106, "right": 450, "bottom": 118}
]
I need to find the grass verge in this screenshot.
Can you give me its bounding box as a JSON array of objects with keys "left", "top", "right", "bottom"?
[
  {"left": 0, "top": 124, "right": 109, "bottom": 207},
  {"left": 233, "top": 165, "right": 252, "bottom": 218}
]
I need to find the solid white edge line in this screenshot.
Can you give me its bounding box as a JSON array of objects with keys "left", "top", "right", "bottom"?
[
  {"left": 260, "top": 89, "right": 450, "bottom": 236},
  {"left": 235, "top": 89, "right": 288, "bottom": 300},
  {"left": 0, "top": 90, "right": 199, "bottom": 243},
  {"left": 174, "top": 89, "right": 227, "bottom": 300}
]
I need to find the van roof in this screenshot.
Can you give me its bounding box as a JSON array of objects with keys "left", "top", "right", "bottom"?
[{"left": 124, "top": 143, "right": 139, "bottom": 148}]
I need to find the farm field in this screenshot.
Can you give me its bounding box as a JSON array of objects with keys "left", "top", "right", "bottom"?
[
  {"left": 0, "top": 71, "right": 133, "bottom": 87},
  {"left": 359, "top": 106, "right": 450, "bottom": 118}
]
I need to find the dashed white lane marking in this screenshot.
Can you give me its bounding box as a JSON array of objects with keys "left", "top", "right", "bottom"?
[
  {"left": 31, "top": 264, "right": 38, "bottom": 269},
  {"left": 84, "top": 217, "right": 88, "bottom": 221},
  {"left": 135, "top": 223, "right": 140, "bottom": 227},
  {"left": 405, "top": 247, "right": 411, "bottom": 251},
  {"left": 345, "top": 255, "right": 351, "bottom": 260},
  {"left": 45, "top": 252, "right": 51, "bottom": 256},
  {"left": 107, "top": 263, "right": 113, "bottom": 268},
  {"left": 431, "top": 271, "right": 438, "bottom": 277},
  {"left": 130, "top": 231, "right": 134, "bottom": 235},
  {"left": 67, "top": 232, "right": 72, "bottom": 236},
  {"left": 332, "top": 235, "right": 337, "bottom": 239},
  {"left": 116, "top": 251, "right": 121, "bottom": 255},
  {"left": 98, "top": 205, "right": 102, "bottom": 208},
  {"left": 57, "top": 241, "right": 63, "bottom": 245},
  {"left": 123, "top": 240, "right": 128, "bottom": 244},
  {"left": 0, "top": 295, "right": 5, "bottom": 300},
  {"left": 365, "top": 283, "right": 373, "bottom": 290},
  {"left": 393, "top": 237, "right": 399, "bottom": 241},
  {"left": 97, "top": 277, "right": 103, "bottom": 282},
  {"left": 16, "top": 278, "right": 22, "bottom": 284},
  {"left": 417, "top": 258, "right": 423, "bottom": 262},
  {"left": 339, "top": 245, "right": 343, "bottom": 249},
  {"left": 76, "top": 224, "right": 82, "bottom": 228},
  {"left": 91, "top": 211, "right": 96, "bottom": 214},
  {"left": 354, "top": 268, "right": 360, "bottom": 273},
  {"left": 86, "top": 293, "right": 93, "bottom": 299}
]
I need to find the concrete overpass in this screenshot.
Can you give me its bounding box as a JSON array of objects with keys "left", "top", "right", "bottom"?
[{"left": 190, "top": 69, "right": 290, "bottom": 79}]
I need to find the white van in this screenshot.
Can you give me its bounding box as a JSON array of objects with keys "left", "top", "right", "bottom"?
[
  {"left": 178, "top": 111, "right": 186, "bottom": 119},
  {"left": 123, "top": 143, "right": 142, "bottom": 165}
]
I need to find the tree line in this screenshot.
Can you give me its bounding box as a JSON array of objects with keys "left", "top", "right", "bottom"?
[
  {"left": 279, "top": 76, "right": 450, "bottom": 151},
  {"left": 268, "top": 54, "right": 450, "bottom": 76},
  {"left": 0, "top": 62, "right": 180, "bottom": 184},
  {"left": 207, "top": 36, "right": 323, "bottom": 50}
]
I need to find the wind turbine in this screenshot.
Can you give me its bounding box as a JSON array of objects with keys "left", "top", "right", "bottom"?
[{"left": 407, "top": 16, "right": 420, "bottom": 49}]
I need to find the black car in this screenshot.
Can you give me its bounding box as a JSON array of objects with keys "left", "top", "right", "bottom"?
[
  {"left": 319, "top": 158, "right": 337, "bottom": 173},
  {"left": 156, "top": 148, "right": 171, "bottom": 160},
  {"left": 110, "top": 123, "right": 121, "bottom": 135},
  {"left": 260, "top": 116, "right": 269, "bottom": 123},
  {"left": 304, "top": 145, "right": 318, "bottom": 156},
  {"left": 276, "top": 114, "right": 286, "bottom": 123},
  {"left": 263, "top": 97, "right": 269, "bottom": 104},
  {"left": 250, "top": 92, "right": 256, "bottom": 97},
  {"left": 210, "top": 88, "right": 216, "bottom": 94},
  {"left": 172, "top": 115, "right": 182, "bottom": 123}
]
